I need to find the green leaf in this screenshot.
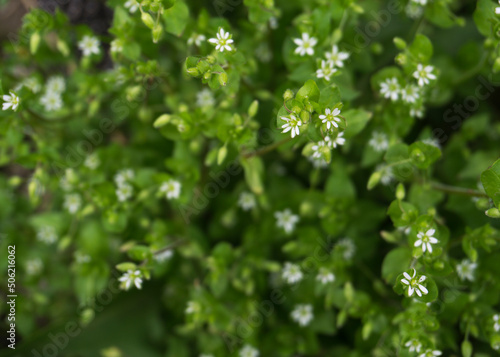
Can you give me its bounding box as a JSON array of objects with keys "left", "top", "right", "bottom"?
[
  {"left": 387, "top": 200, "right": 418, "bottom": 227},
  {"left": 381, "top": 247, "right": 412, "bottom": 283},
  {"left": 296, "top": 79, "right": 320, "bottom": 104},
  {"left": 474, "top": 0, "right": 496, "bottom": 36},
  {"left": 481, "top": 159, "right": 500, "bottom": 207},
  {"left": 343, "top": 109, "right": 372, "bottom": 139},
  {"left": 318, "top": 85, "right": 341, "bottom": 108},
  {"left": 241, "top": 156, "right": 264, "bottom": 195},
  {"left": 409, "top": 34, "right": 433, "bottom": 62},
  {"left": 163, "top": 1, "right": 189, "bottom": 36},
  {"left": 409, "top": 141, "right": 441, "bottom": 169}
]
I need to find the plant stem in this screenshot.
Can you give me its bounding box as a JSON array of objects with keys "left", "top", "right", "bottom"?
[
  {"left": 430, "top": 182, "right": 489, "bottom": 198},
  {"left": 242, "top": 137, "right": 293, "bottom": 158}
]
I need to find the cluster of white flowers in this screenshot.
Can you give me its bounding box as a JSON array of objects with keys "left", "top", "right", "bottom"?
[
  {"left": 456, "top": 259, "right": 477, "bottom": 281},
  {"left": 316, "top": 267, "right": 335, "bottom": 284},
  {"left": 208, "top": 28, "right": 234, "bottom": 52},
  {"left": 400, "top": 269, "right": 428, "bottom": 297},
  {"left": 124, "top": 0, "right": 139, "bottom": 13},
  {"left": 309, "top": 133, "right": 345, "bottom": 166},
  {"left": 154, "top": 249, "right": 173, "bottom": 263},
  {"left": 159, "top": 179, "right": 181, "bottom": 200},
  {"left": 26, "top": 258, "right": 43, "bottom": 276},
  {"left": 2, "top": 92, "right": 20, "bottom": 111},
  {"left": 414, "top": 228, "right": 438, "bottom": 254},
  {"left": 238, "top": 191, "right": 256, "bottom": 211},
  {"left": 336, "top": 237, "right": 356, "bottom": 260},
  {"left": 494, "top": 314, "right": 500, "bottom": 332},
  {"left": 196, "top": 89, "right": 215, "bottom": 107},
  {"left": 185, "top": 301, "right": 201, "bottom": 314},
  {"left": 282, "top": 262, "right": 303, "bottom": 284},
  {"left": 316, "top": 45, "right": 350, "bottom": 81},
  {"left": 239, "top": 345, "right": 259, "bottom": 357},
  {"left": 291, "top": 304, "right": 314, "bottom": 326},
  {"left": 110, "top": 39, "right": 123, "bottom": 54},
  {"left": 419, "top": 349, "right": 442, "bottom": 357},
  {"left": 84, "top": 153, "right": 100, "bottom": 170},
  {"left": 293, "top": 33, "right": 317, "bottom": 56},
  {"left": 115, "top": 169, "right": 135, "bottom": 202},
  {"left": 40, "top": 76, "right": 66, "bottom": 112},
  {"left": 36, "top": 226, "right": 57, "bottom": 244},
  {"left": 74, "top": 251, "right": 91, "bottom": 264},
  {"left": 275, "top": 208, "right": 300, "bottom": 233},
  {"left": 119, "top": 270, "right": 143, "bottom": 290},
  {"left": 64, "top": 193, "right": 82, "bottom": 214},
  {"left": 368, "top": 131, "right": 389, "bottom": 152},
  {"left": 405, "top": 338, "right": 422, "bottom": 353},
  {"left": 78, "top": 35, "right": 101, "bottom": 57},
  {"left": 188, "top": 33, "right": 206, "bottom": 47},
  {"left": 15, "top": 77, "right": 41, "bottom": 94}
]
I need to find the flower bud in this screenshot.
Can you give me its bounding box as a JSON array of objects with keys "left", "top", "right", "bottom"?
[
  {"left": 485, "top": 207, "right": 500, "bottom": 218},
  {"left": 367, "top": 171, "right": 381, "bottom": 190},
  {"left": 396, "top": 183, "right": 405, "bottom": 200},
  {"left": 186, "top": 67, "right": 199, "bottom": 76},
  {"left": 283, "top": 89, "right": 294, "bottom": 101},
  {"left": 152, "top": 24, "right": 163, "bottom": 43},
  {"left": 218, "top": 72, "right": 228, "bottom": 86},
  {"left": 248, "top": 100, "right": 259, "bottom": 118},
  {"left": 141, "top": 12, "right": 155, "bottom": 29}
]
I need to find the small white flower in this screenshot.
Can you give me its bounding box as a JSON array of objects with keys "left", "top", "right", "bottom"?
[
  {"left": 64, "top": 193, "right": 81, "bottom": 214},
  {"left": 406, "top": 3, "right": 424, "bottom": 19},
  {"left": 411, "top": 0, "right": 427, "bottom": 5},
  {"left": 410, "top": 105, "right": 425, "bottom": 118},
  {"left": 308, "top": 156, "right": 329, "bottom": 169},
  {"left": 269, "top": 16, "right": 278, "bottom": 29},
  {"left": 336, "top": 238, "right": 356, "bottom": 260},
  {"left": 36, "top": 226, "right": 57, "bottom": 244},
  {"left": 456, "top": 259, "right": 477, "bottom": 282},
  {"left": 124, "top": 0, "right": 139, "bottom": 13},
  {"left": 275, "top": 209, "right": 300, "bottom": 234},
  {"left": 280, "top": 114, "right": 302, "bottom": 138},
  {"left": 316, "top": 268, "right": 335, "bottom": 284},
  {"left": 114, "top": 169, "right": 134, "bottom": 186},
  {"left": 155, "top": 249, "right": 173, "bottom": 263},
  {"left": 74, "top": 251, "right": 91, "bottom": 264},
  {"left": 380, "top": 77, "right": 400, "bottom": 101},
  {"left": 119, "top": 270, "right": 143, "bottom": 290},
  {"left": 160, "top": 179, "right": 181, "bottom": 200},
  {"left": 325, "top": 45, "right": 350, "bottom": 67},
  {"left": 40, "top": 92, "right": 63, "bottom": 112},
  {"left": 26, "top": 258, "right": 43, "bottom": 276},
  {"left": 401, "top": 84, "right": 420, "bottom": 103},
  {"left": 316, "top": 60, "right": 337, "bottom": 81},
  {"left": 239, "top": 344, "right": 259, "bottom": 357},
  {"left": 23, "top": 77, "right": 41, "bottom": 93},
  {"left": 282, "top": 262, "right": 303, "bottom": 284},
  {"left": 422, "top": 137, "right": 441, "bottom": 149},
  {"left": 116, "top": 182, "right": 133, "bottom": 202},
  {"left": 376, "top": 164, "right": 395, "bottom": 186},
  {"left": 311, "top": 140, "right": 328, "bottom": 159},
  {"left": 493, "top": 314, "right": 500, "bottom": 332},
  {"left": 405, "top": 338, "right": 422, "bottom": 353},
  {"left": 46, "top": 76, "right": 65, "bottom": 94},
  {"left": 415, "top": 228, "right": 438, "bottom": 253},
  {"left": 196, "top": 89, "right": 215, "bottom": 107},
  {"left": 293, "top": 33, "right": 317, "bottom": 56},
  {"left": 185, "top": 301, "right": 201, "bottom": 314},
  {"left": 110, "top": 39, "right": 123, "bottom": 53},
  {"left": 78, "top": 35, "right": 101, "bottom": 57},
  {"left": 208, "top": 28, "right": 234, "bottom": 52},
  {"left": 400, "top": 269, "right": 428, "bottom": 297},
  {"left": 291, "top": 304, "right": 314, "bottom": 326},
  {"left": 2, "top": 92, "right": 20, "bottom": 111},
  {"left": 496, "top": 1, "right": 500, "bottom": 15},
  {"left": 331, "top": 132, "right": 346, "bottom": 148},
  {"left": 369, "top": 132, "right": 389, "bottom": 152},
  {"left": 238, "top": 191, "right": 256, "bottom": 211},
  {"left": 84, "top": 153, "right": 100, "bottom": 170},
  {"left": 319, "top": 108, "right": 342, "bottom": 130},
  {"left": 188, "top": 33, "right": 206, "bottom": 47},
  {"left": 418, "top": 349, "right": 442, "bottom": 357},
  {"left": 413, "top": 64, "right": 436, "bottom": 87}
]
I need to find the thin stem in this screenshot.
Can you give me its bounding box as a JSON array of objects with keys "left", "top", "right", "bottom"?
[
  {"left": 430, "top": 182, "right": 489, "bottom": 198},
  {"left": 242, "top": 137, "right": 293, "bottom": 158}
]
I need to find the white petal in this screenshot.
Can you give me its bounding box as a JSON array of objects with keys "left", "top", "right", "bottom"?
[
  {"left": 408, "top": 286, "right": 414, "bottom": 296},
  {"left": 403, "top": 272, "right": 411, "bottom": 280},
  {"left": 418, "top": 284, "right": 428, "bottom": 295},
  {"left": 416, "top": 289, "right": 422, "bottom": 297},
  {"left": 414, "top": 239, "right": 422, "bottom": 247},
  {"left": 401, "top": 279, "right": 410, "bottom": 285}
]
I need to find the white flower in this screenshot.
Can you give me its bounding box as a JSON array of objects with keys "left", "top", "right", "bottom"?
[
  {"left": 119, "top": 270, "right": 143, "bottom": 290},
  {"left": 493, "top": 314, "right": 500, "bottom": 332},
  {"left": 160, "top": 179, "right": 181, "bottom": 200},
  {"left": 116, "top": 182, "right": 133, "bottom": 202},
  {"left": 26, "top": 258, "right": 43, "bottom": 276},
  {"left": 280, "top": 114, "right": 302, "bottom": 138},
  {"left": 40, "top": 92, "right": 63, "bottom": 112},
  {"left": 84, "top": 153, "right": 100, "bottom": 170},
  {"left": 413, "top": 64, "right": 436, "bottom": 87},
  {"left": 311, "top": 140, "right": 328, "bottom": 159},
  {"left": 415, "top": 228, "right": 438, "bottom": 253},
  {"left": 46, "top": 76, "right": 65, "bottom": 94},
  {"left": 405, "top": 338, "right": 422, "bottom": 353},
  {"left": 238, "top": 191, "right": 256, "bottom": 211},
  {"left": 78, "top": 35, "right": 101, "bottom": 57},
  {"left": 496, "top": 1, "right": 500, "bottom": 15},
  {"left": 456, "top": 259, "right": 477, "bottom": 282},
  {"left": 319, "top": 108, "right": 342, "bottom": 130},
  {"left": 2, "top": 92, "right": 20, "bottom": 111},
  {"left": 154, "top": 249, "right": 173, "bottom": 262},
  {"left": 282, "top": 262, "right": 303, "bottom": 284},
  {"left": 239, "top": 345, "right": 259, "bottom": 357},
  {"left": 380, "top": 77, "right": 400, "bottom": 101},
  {"left": 401, "top": 269, "right": 428, "bottom": 297},
  {"left": 60, "top": 169, "right": 76, "bottom": 191},
  {"left": 110, "top": 39, "right": 123, "bottom": 53},
  {"left": 336, "top": 238, "right": 356, "bottom": 260},
  {"left": 196, "top": 89, "right": 215, "bottom": 107},
  {"left": 316, "top": 268, "right": 335, "bottom": 284},
  {"left": 188, "top": 33, "right": 206, "bottom": 47},
  {"left": 331, "top": 132, "right": 345, "bottom": 148},
  {"left": 402, "top": 84, "right": 420, "bottom": 103},
  {"left": 269, "top": 16, "right": 278, "bottom": 29},
  {"left": 291, "top": 304, "right": 314, "bottom": 326},
  {"left": 185, "top": 301, "right": 201, "bottom": 314},
  {"left": 325, "top": 45, "right": 350, "bottom": 67},
  {"left": 64, "top": 193, "right": 81, "bottom": 214},
  {"left": 124, "top": 0, "right": 139, "bottom": 13},
  {"left": 36, "top": 226, "right": 57, "bottom": 244},
  {"left": 411, "top": 0, "right": 427, "bottom": 5},
  {"left": 275, "top": 209, "right": 300, "bottom": 233},
  {"left": 369, "top": 131, "right": 389, "bottom": 152},
  {"left": 418, "top": 349, "right": 442, "bottom": 357},
  {"left": 410, "top": 105, "right": 424, "bottom": 118},
  {"left": 293, "top": 33, "right": 317, "bottom": 56},
  {"left": 406, "top": 3, "right": 424, "bottom": 19},
  {"left": 376, "top": 164, "right": 395, "bottom": 186},
  {"left": 208, "top": 28, "right": 234, "bottom": 52},
  {"left": 74, "top": 251, "right": 91, "bottom": 264},
  {"left": 316, "top": 60, "right": 337, "bottom": 81},
  {"left": 422, "top": 137, "right": 441, "bottom": 149},
  {"left": 308, "top": 156, "right": 329, "bottom": 169},
  {"left": 23, "top": 77, "right": 41, "bottom": 93},
  {"left": 114, "top": 169, "right": 134, "bottom": 186}
]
